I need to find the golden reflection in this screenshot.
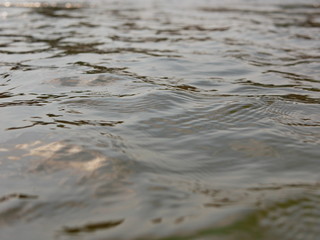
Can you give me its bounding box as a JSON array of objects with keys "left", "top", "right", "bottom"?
[
  {"left": 0, "top": 139, "right": 113, "bottom": 173},
  {"left": 7, "top": 156, "right": 20, "bottom": 161},
  {"left": 26, "top": 141, "right": 108, "bottom": 172},
  {"left": 0, "top": 136, "right": 130, "bottom": 184},
  {"left": 16, "top": 140, "right": 42, "bottom": 150}
]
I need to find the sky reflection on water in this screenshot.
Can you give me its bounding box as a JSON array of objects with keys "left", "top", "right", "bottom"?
[{"left": 0, "top": 0, "right": 319, "bottom": 239}]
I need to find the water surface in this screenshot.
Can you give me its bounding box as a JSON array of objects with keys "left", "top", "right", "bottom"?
[{"left": 0, "top": 0, "right": 320, "bottom": 239}]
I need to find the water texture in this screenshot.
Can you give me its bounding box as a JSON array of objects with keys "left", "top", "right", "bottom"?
[{"left": 0, "top": 0, "right": 319, "bottom": 239}]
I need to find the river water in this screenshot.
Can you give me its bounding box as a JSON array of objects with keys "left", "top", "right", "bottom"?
[{"left": 0, "top": 0, "right": 319, "bottom": 239}]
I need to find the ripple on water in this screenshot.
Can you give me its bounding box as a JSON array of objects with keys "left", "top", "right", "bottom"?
[{"left": 0, "top": 0, "right": 320, "bottom": 239}]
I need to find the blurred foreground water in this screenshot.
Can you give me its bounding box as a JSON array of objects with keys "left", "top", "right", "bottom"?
[{"left": 0, "top": 0, "right": 319, "bottom": 239}]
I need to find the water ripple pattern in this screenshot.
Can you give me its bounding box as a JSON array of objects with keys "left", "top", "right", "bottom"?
[{"left": 0, "top": 0, "right": 319, "bottom": 239}]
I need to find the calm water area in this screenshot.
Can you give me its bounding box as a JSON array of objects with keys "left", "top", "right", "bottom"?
[{"left": 0, "top": 0, "right": 319, "bottom": 239}]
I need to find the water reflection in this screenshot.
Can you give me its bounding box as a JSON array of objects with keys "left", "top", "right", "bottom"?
[
  {"left": 62, "top": 219, "right": 124, "bottom": 235},
  {"left": 0, "top": 0, "right": 319, "bottom": 239}
]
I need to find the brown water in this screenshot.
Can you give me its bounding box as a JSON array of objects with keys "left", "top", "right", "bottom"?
[{"left": 0, "top": 0, "right": 320, "bottom": 239}]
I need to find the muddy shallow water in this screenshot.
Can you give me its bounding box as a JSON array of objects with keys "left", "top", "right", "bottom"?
[{"left": 0, "top": 0, "right": 320, "bottom": 239}]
